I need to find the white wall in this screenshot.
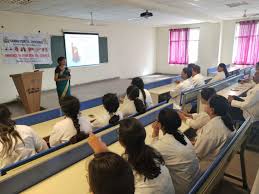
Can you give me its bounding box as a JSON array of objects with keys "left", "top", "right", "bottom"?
[
  {"left": 219, "top": 20, "right": 237, "bottom": 64},
  {"left": 156, "top": 22, "right": 221, "bottom": 75},
  {"left": 0, "top": 11, "right": 156, "bottom": 103}
]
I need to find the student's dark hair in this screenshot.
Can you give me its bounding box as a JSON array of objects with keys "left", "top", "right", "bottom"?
[
  {"left": 60, "top": 96, "right": 86, "bottom": 144},
  {"left": 57, "top": 56, "right": 66, "bottom": 64},
  {"left": 0, "top": 105, "right": 24, "bottom": 157},
  {"left": 209, "top": 95, "right": 234, "bottom": 131},
  {"left": 118, "top": 118, "right": 165, "bottom": 179},
  {"left": 102, "top": 93, "right": 120, "bottom": 125},
  {"left": 127, "top": 85, "right": 146, "bottom": 114},
  {"left": 256, "top": 62, "right": 259, "bottom": 69},
  {"left": 219, "top": 63, "right": 229, "bottom": 78},
  {"left": 188, "top": 63, "right": 196, "bottom": 70},
  {"left": 158, "top": 108, "right": 187, "bottom": 145},
  {"left": 193, "top": 65, "right": 201, "bottom": 74},
  {"left": 183, "top": 67, "right": 192, "bottom": 78},
  {"left": 131, "top": 77, "right": 147, "bottom": 106},
  {"left": 201, "top": 88, "right": 216, "bottom": 101},
  {"left": 88, "top": 152, "right": 135, "bottom": 194}
]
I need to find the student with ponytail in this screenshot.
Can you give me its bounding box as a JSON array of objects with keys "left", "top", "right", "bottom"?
[
  {"left": 120, "top": 85, "right": 146, "bottom": 117},
  {"left": 0, "top": 105, "right": 48, "bottom": 168},
  {"left": 194, "top": 95, "right": 235, "bottom": 170},
  {"left": 151, "top": 108, "right": 200, "bottom": 194},
  {"left": 49, "top": 96, "right": 92, "bottom": 147},
  {"left": 118, "top": 118, "right": 175, "bottom": 194},
  {"left": 208, "top": 63, "right": 229, "bottom": 83},
  {"left": 131, "top": 77, "right": 153, "bottom": 108},
  {"left": 87, "top": 118, "right": 175, "bottom": 194},
  {"left": 92, "top": 93, "right": 123, "bottom": 128}
]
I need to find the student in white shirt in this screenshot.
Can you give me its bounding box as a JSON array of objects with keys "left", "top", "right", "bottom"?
[
  {"left": 178, "top": 88, "right": 216, "bottom": 130},
  {"left": 239, "top": 62, "right": 259, "bottom": 84},
  {"left": 131, "top": 77, "right": 153, "bottom": 108},
  {"left": 194, "top": 95, "right": 235, "bottom": 170},
  {"left": 208, "top": 63, "right": 229, "bottom": 84},
  {"left": 118, "top": 118, "right": 175, "bottom": 194},
  {"left": 170, "top": 67, "right": 194, "bottom": 104},
  {"left": 151, "top": 108, "right": 200, "bottom": 194},
  {"left": 49, "top": 96, "right": 92, "bottom": 147},
  {"left": 229, "top": 71, "right": 259, "bottom": 122},
  {"left": 87, "top": 118, "right": 175, "bottom": 194},
  {"left": 91, "top": 93, "right": 123, "bottom": 128},
  {"left": 0, "top": 105, "right": 48, "bottom": 168},
  {"left": 88, "top": 152, "right": 135, "bottom": 194},
  {"left": 119, "top": 85, "right": 146, "bottom": 117},
  {"left": 191, "top": 65, "right": 205, "bottom": 87}
]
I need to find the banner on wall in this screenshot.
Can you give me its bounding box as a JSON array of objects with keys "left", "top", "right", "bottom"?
[{"left": 0, "top": 33, "right": 52, "bottom": 64}]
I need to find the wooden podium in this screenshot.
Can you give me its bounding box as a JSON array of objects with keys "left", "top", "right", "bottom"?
[{"left": 10, "top": 71, "right": 43, "bottom": 114}]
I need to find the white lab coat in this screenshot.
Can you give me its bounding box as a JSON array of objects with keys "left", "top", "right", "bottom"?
[
  {"left": 91, "top": 111, "right": 123, "bottom": 128},
  {"left": 170, "top": 78, "right": 194, "bottom": 105},
  {"left": 119, "top": 99, "right": 138, "bottom": 117},
  {"left": 192, "top": 74, "right": 205, "bottom": 87},
  {"left": 194, "top": 116, "right": 234, "bottom": 170},
  {"left": 231, "top": 84, "right": 259, "bottom": 122},
  {"left": 151, "top": 134, "right": 200, "bottom": 194},
  {"left": 141, "top": 89, "right": 153, "bottom": 108},
  {"left": 0, "top": 125, "right": 48, "bottom": 168},
  {"left": 134, "top": 164, "right": 175, "bottom": 194},
  {"left": 208, "top": 71, "right": 226, "bottom": 84},
  {"left": 49, "top": 116, "right": 92, "bottom": 147},
  {"left": 186, "top": 112, "right": 210, "bottom": 130},
  {"left": 124, "top": 89, "right": 153, "bottom": 108}
]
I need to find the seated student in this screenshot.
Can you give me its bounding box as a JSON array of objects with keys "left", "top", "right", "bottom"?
[
  {"left": 178, "top": 88, "right": 216, "bottom": 131},
  {"left": 88, "top": 119, "right": 175, "bottom": 194},
  {"left": 49, "top": 96, "right": 92, "bottom": 147},
  {"left": 151, "top": 108, "right": 200, "bottom": 194},
  {"left": 119, "top": 85, "right": 146, "bottom": 117},
  {"left": 229, "top": 71, "right": 259, "bottom": 122},
  {"left": 0, "top": 105, "right": 48, "bottom": 168},
  {"left": 240, "top": 62, "right": 259, "bottom": 84},
  {"left": 88, "top": 152, "right": 135, "bottom": 194},
  {"left": 208, "top": 63, "right": 229, "bottom": 84},
  {"left": 118, "top": 118, "right": 175, "bottom": 194},
  {"left": 192, "top": 65, "right": 205, "bottom": 87},
  {"left": 91, "top": 93, "right": 123, "bottom": 128},
  {"left": 170, "top": 68, "right": 194, "bottom": 104},
  {"left": 131, "top": 77, "right": 153, "bottom": 108},
  {"left": 194, "top": 95, "right": 235, "bottom": 170}
]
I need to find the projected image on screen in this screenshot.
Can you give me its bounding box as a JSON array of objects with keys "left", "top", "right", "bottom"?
[{"left": 64, "top": 33, "right": 100, "bottom": 67}]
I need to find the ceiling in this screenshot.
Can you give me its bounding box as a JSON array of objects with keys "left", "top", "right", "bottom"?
[{"left": 0, "top": 0, "right": 259, "bottom": 26}]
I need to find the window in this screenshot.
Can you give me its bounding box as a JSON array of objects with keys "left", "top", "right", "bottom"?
[
  {"left": 169, "top": 28, "right": 200, "bottom": 65},
  {"left": 232, "top": 21, "right": 259, "bottom": 65}
]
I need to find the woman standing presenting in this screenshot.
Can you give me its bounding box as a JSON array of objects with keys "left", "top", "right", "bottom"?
[{"left": 54, "top": 56, "right": 71, "bottom": 99}]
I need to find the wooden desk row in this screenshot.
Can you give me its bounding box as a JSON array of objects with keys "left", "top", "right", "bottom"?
[
  {"left": 21, "top": 81, "right": 253, "bottom": 194},
  {"left": 22, "top": 121, "right": 189, "bottom": 194},
  {"left": 149, "top": 77, "right": 212, "bottom": 105}
]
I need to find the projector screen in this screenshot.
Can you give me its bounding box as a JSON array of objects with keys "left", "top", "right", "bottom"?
[{"left": 64, "top": 32, "right": 100, "bottom": 67}]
